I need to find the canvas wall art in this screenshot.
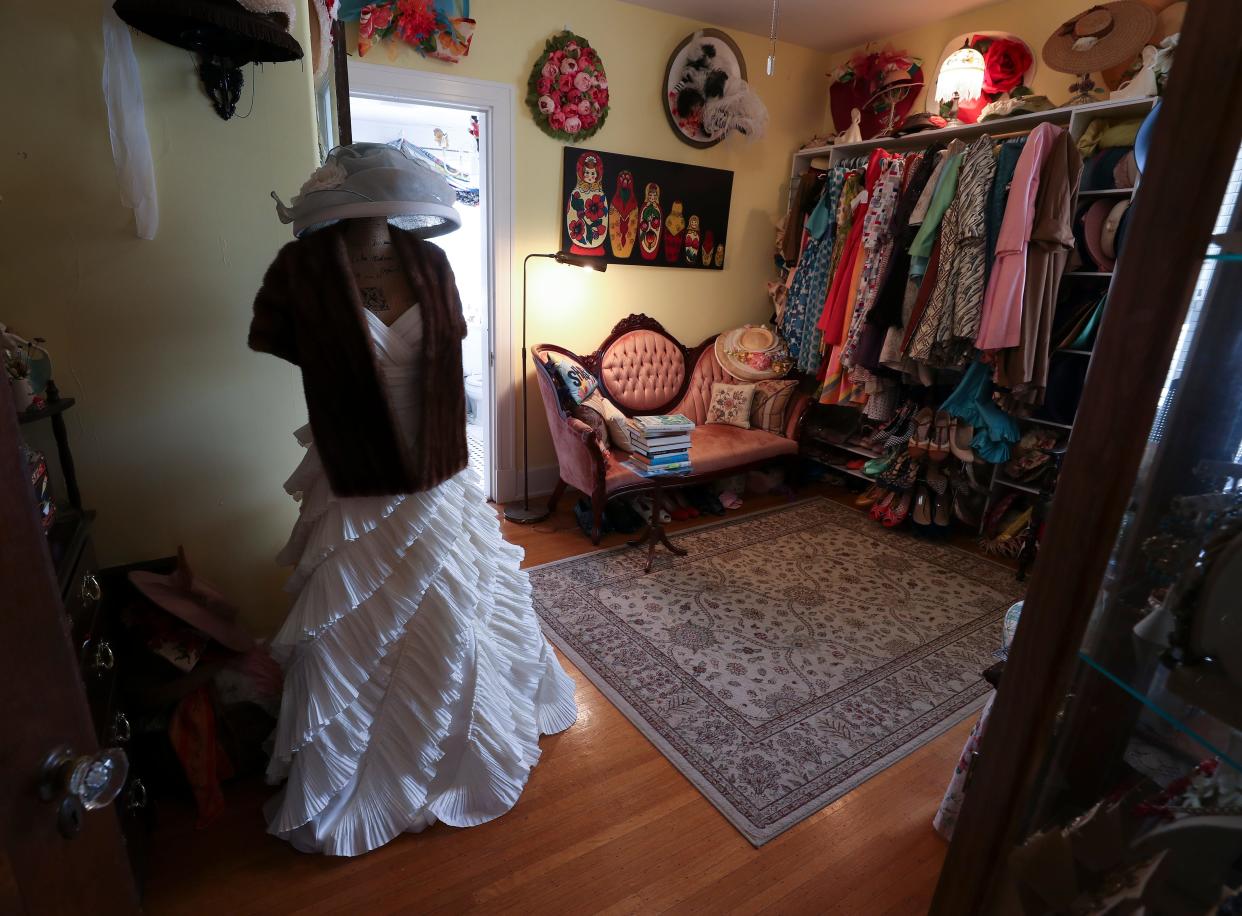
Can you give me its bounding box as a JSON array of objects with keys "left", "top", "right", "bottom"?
[{"left": 561, "top": 147, "right": 734, "bottom": 270}]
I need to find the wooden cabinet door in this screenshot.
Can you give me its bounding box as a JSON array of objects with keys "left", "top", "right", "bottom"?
[{"left": 0, "top": 380, "right": 137, "bottom": 915}]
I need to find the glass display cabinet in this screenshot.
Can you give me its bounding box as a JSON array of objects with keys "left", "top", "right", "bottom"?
[{"left": 930, "top": 0, "right": 1242, "bottom": 910}]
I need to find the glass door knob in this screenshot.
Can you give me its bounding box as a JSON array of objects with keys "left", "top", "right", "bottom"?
[{"left": 39, "top": 745, "right": 129, "bottom": 810}]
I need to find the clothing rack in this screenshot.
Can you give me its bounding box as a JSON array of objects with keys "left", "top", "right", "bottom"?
[
  {"left": 787, "top": 97, "right": 1157, "bottom": 214},
  {"left": 782, "top": 95, "right": 1158, "bottom": 542}
]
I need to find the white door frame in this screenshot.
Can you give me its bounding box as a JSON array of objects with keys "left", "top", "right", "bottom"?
[{"left": 347, "top": 61, "right": 516, "bottom": 503}]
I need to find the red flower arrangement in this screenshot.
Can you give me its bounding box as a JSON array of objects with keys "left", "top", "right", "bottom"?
[
  {"left": 526, "top": 31, "right": 609, "bottom": 142},
  {"left": 981, "top": 37, "right": 1034, "bottom": 95},
  {"left": 352, "top": 0, "right": 474, "bottom": 62}
]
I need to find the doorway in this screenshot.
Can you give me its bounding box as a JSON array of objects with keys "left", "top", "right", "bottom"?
[
  {"left": 351, "top": 97, "right": 489, "bottom": 486},
  {"left": 346, "top": 63, "right": 516, "bottom": 502}
]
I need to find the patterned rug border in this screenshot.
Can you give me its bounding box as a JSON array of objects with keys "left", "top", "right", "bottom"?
[
  {"left": 529, "top": 496, "right": 1017, "bottom": 846},
  {"left": 525, "top": 496, "right": 1018, "bottom": 586}
]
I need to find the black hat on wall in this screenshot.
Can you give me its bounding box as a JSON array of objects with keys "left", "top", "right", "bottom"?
[{"left": 113, "top": 0, "right": 303, "bottom": 120}]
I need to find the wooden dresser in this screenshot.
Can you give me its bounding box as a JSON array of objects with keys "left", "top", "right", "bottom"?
[{"left": 24, "top": 399, "right": 152, "bottom": 893}]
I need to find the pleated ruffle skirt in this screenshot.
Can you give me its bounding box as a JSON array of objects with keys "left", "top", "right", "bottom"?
[{"left": 264, "top": 427, "right": 578, "bottom": 856}]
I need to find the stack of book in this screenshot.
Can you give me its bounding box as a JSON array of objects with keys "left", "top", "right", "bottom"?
[{"left": 627, "top": 414, "right": 694, "bottom": 474}]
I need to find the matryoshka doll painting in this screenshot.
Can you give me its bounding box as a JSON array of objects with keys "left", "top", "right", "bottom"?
[
  {"left": 567, "top": 151, "right": 608, "bottom": 257},
  {"left": 638, "top": 182, "right": 663, "bottom": 261},
  {"left": 608, "top": 170, "right": 638, "bottom": 259},
  {"left": 663, "top": 200, "right": 686, "bottom": 263},
  {"left": 683, "top": 214, "right": 701, "bottom": 265}
]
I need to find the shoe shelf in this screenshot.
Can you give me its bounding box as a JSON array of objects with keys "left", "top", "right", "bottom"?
[
  {"left": 992, "top": 474, "right": 1050, "bottom": 497},
  {"left": 807, "top": 432, "right": 883, "bottom": 461},
  {"left": 1021, "top": 416, "right": 1074, "bottom": 430},
  {"left": 1063, "top": 271, "right": 1114, "bottom": 278},
  {"left": 801, "top": 448, "right": 877, "bottom": 485},
  {"left": 1078, "top": 651, "right": 1242, "bottom": 773},
  {"left": 1078, "top": 187, "right": 1136, "bottom": 198}
]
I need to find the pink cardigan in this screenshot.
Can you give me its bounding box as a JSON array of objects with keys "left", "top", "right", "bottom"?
[{"left": 975, "top": 123, "right": 1063, "bottom": 351}]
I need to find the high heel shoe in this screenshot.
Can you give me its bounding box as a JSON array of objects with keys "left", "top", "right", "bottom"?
[
  {"left": 870, "top": 489, "right": 898, "bottom": 521},
  {"left": 949, "top": 418, "right": 977, "bottom": 463},
  {"left": 907, "top": 407, "right": 934, "bottom": 459},
  {"left": 928, "top": 410, "right": 952, "bottom": 462},
  {"left": 933, "top": 486, "right": 952, "bottom": 529},
  {"left": 911, "top": 483, "right": 933, "bottom": 528},
  {"left": 865, "top": 400, "right": 915, "bottom": 447},
  {"left": 863, "top": 450, "right": 896, "bottom": 477},
  {"left": 855, "top": 484, "right": 883, "bottom": 507},
  {"left": 881, "top": 488, "right": 914, "bottom": 527}
]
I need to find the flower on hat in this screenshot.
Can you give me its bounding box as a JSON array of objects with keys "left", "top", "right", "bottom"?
[
  {"left": 297, "top": 160, "right": 348, "bottom": 199},
  {"left": 981, "top": 37, "right": 1032, "bottom": 95},
  {"left": 396, "top": 0, "right": 438, "bottom": 43},
  {"left": 359, "top": 3, "right": 393, "bottom": 39}
]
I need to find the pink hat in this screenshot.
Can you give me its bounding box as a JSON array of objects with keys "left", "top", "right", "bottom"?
[
  {"left": 129, "top": 548, "right": 255, "bottom": 653},
  {"left": 1082, "top": 200, "right": 1116, "bottom": 272}
]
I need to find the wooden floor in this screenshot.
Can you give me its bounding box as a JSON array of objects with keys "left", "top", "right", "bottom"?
[{"left": 143, "top": 483, "right": 980, "bottom": 916}]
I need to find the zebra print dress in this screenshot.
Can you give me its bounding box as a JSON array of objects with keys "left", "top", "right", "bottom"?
[{"left": 905, "top": 137, "right": 997, "bottom": 368}]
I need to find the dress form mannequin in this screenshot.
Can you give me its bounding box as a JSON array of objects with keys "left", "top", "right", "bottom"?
[
  {"left": 256, "top": 146, "right": 579, "bottom": 857},
  {"left": 345, "top": 217, "right": 414, "bottom": 327}
]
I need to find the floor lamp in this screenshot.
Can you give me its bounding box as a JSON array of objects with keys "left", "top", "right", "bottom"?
[{"left": 504, "top": 250, "right": 607, "bottom": 524}]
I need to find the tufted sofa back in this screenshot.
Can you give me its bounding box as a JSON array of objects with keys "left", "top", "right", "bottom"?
[
  {"left": 673, "top": 346, "right": 741, "bottom": 425},
  {"left": 536, "top": 314, "right": 747, "bottom": 420},
  {"left": 597, "top": 329, "right": 686, "bottom": 413}
]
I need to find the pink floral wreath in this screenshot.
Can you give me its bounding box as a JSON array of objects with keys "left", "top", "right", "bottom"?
[{"left": 526, "top": 31, "right": 609, "bottom": 141}]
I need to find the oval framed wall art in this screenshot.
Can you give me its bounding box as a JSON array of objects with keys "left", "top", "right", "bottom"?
[{"left": 663, "top": 29, "right": 747, "bottom": 149}]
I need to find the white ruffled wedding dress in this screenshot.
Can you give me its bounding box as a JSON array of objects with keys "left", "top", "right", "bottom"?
[{"left": 263, "top": 306, "right": 578, "bottom": 856}]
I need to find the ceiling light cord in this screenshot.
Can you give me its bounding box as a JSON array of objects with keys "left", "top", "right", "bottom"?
[{"left": 766, "top": 0, "right": 779, "bottom": 76}]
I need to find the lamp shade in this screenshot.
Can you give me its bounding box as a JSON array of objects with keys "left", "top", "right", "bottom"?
[
  {"left": 935, "top": 47, "right": 986, "bottom": 104},
  {"left": 554, "top": 251, "right": 608, "bottom": 271}
]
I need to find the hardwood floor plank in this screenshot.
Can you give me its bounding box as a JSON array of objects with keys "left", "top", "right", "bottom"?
[{"left": 143, "top": 482, "right": 997, "bottom": 915}]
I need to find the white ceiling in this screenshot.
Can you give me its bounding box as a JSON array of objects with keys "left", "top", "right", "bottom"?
[{"left": 618, "top": 0, "right": 1000, "bottom": 53}]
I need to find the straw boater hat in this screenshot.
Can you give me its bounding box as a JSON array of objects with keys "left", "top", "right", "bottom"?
[
  {"left": 1042, "top": 2, "right": 1157, "bottom": 74},
  {"left": 715, "top": 325, "right": 793, "bottom": 381}
]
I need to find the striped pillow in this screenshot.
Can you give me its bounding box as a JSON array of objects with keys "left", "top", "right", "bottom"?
[{"left": 749, "top": 380, "right": 798, "bottom": 435}]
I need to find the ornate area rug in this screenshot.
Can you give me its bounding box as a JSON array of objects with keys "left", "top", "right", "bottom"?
[{"left": 529, "top": 497, "right": 1023, "bottom": 846}]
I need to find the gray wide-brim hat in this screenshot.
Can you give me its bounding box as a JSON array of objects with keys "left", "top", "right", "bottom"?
[{"left": 274, "top": 142, "right": 461, "bottom": 238}]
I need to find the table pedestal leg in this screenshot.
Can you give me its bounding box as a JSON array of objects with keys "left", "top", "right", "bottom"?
[{"left": 626, "top": 480, "right": 688, "bottom": 572}]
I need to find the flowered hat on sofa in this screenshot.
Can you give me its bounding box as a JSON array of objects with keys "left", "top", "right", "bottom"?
[{"left": 714, "top": 325, "right": 792, "bottom": 381}]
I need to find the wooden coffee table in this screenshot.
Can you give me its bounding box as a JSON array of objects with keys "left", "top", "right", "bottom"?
[{"left": 626, "top": 471, "right": 689, "bottom": 573}]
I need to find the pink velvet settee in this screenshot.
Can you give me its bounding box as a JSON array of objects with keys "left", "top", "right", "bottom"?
[{"left": 533, "top": 314, "right": 810, "bottom": 542}]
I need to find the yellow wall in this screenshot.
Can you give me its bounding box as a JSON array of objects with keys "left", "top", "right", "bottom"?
[
  {"left": 1, "top": 2, "right": 318, "bottom": 634},
  {"left": 823, "top": 0, "right": 1090, "bottom": 129},
  {"left": 0, "top": 0, "right": 1091, "bottom": 637},
  {"left": 353, "top": 1, "right": 833, "bottom": 474}
]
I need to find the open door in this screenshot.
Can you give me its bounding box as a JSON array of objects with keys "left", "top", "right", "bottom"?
[{"left": 0, "top": 380, "right": 137, "bottom": 914}]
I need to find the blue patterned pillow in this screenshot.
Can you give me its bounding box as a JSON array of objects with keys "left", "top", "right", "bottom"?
[{"left": 546, "top": 354, "right": 598, "bottom": 405}]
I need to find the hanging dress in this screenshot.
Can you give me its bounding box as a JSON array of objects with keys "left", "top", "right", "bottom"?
[
  {"left": 909, "top": 136, "right": 998, "bottom": 368},
  {"left": 264, "top": 306, "right": 579, "bottom": 857},
  {"left": 781, "top": 177, "right": 833, "bottom": 368}
]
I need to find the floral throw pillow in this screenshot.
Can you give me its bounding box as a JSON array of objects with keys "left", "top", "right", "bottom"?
[
  {"left": 706, "top": 382, "right": 756, "bottom": 429},
  {"left": 750, "top": 380, "right": 798, "bottom": 435}
]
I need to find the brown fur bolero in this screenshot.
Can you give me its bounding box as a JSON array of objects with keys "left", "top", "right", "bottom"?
[{"left": 249, "top": 222, "right": 468, "bottom": 497}]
